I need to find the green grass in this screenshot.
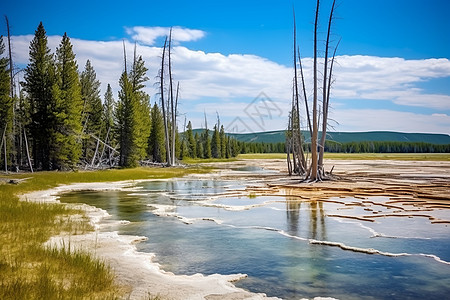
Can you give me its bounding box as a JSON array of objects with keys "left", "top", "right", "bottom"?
[
  {"left": 181, "top": 157, "right": 239, "bottom": 164},
  {"left": 237, "top": 153, "right": 286, "bottom": 160},
  {"left": 238, "top": 152, "right": 450, "bottom": 161},
  {"left": 0, "top": 165, "right": 207, "bottom": 300}
]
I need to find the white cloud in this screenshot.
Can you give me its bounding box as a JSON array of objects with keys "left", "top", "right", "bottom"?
[
  {"left": 125, "top": 26, "right": 206, "bottom": 45},
  {"left": 331, "top": 109, "right": 450, "bottom": 134},
  {"left": 331, "top": 55, "right": 450, "bottom": 109},
  {"left": 8, "top": 33, "right": 450, "bottom": 134}
]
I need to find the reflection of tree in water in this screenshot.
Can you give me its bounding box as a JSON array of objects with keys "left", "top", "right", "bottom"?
[
  {"left": 285, "top": 190, "right": 329, "bottom": 288},
  {"left": 286, "top": 199, "right": 301, "bottom": 235},
  {"left": 309, "top": 201, "right": 326, "bottom": 240},
  {"left": 285, "top": 194, "right": 326, "bottom": 241}
]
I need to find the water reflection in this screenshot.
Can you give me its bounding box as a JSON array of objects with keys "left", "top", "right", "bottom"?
[
  {"left": 58, "top": 178, "right": 450, "bottom": 300},
  {"left": 285, "top": 192, "right": 327, "bottom": 241},
  {"left": 284, "top": 191, "right": 330, "bottom": 293}
]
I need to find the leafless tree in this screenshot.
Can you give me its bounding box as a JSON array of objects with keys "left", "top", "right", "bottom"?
[
  {"left": 160, "top": 36, "right": 171, "bottom": 165},
  {"left": 290, "top": 0, "right": 338, "bottom": 182}
]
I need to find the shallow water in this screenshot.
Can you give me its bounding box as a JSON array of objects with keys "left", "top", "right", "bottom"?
[{"left": 60, "top": 176, "right": 450, "bottom": 299}]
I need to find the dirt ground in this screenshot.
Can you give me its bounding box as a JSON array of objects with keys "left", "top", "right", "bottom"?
[{"left": 206, "top": 159, "right": 450, "bottom": 224}]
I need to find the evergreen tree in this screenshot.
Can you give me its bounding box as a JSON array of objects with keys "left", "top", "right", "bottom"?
[
  {"left": 23, "top": 22, "right": 55, "bottom": 170},
  {"left": 102, "top": 83, "right": 115, "bottom": 164},
  {"left": 80, "top": 59, "right": 102, "bottom": 162},
  {"left": 148, "top": 102, "right": 166, "bottom": 163},
  {"left": 202, "top": 128, "right": 212, "bottom": 158},
  {"left": 175, "top": 129, "right": 181, "bottom": 160},
  {"left": 51, "top": 33, "right": 83, "bottom": 170},
  {"left": 180, "top": 139, "right": 188, "bottom": 160},
  {"left": 225, "top": 136, "right": 231, "bottom": 158},
  {"left": 211, "top": 124, "right": 221, "bottom": 158},
  {"left": 116, "top": 71, "right": 134, "bottom": 167},
  {"left": 103, "top": 84, "right": 115, "bottom": 136},
  {"left": 195, "top": 132, "right": 203, "bottom": 159},
  {"left": 185, "top": 121, "right": 196, "bottom": 158},
  {"left": 130, "top": 54, "right": 151, "bottom": 161},
  {"left": 220, "top": 125, "right": 226, "bottom": 159},
  {"left": 0, "top": 37, "right": 12, "bottom": 170},
  {"left": 116, "top": 52, "right": 150, "bottom": 168}
]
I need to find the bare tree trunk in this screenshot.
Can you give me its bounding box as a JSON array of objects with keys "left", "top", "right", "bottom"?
[
  {"left": 90, "top": 137, "right": 100, "bottom": 167},
  {"left": 298, "top": 48, "right": 312, "bottom": 139},
  {"left": 318, "top": 0, "right": 336, "bottom": 176},
  {"left": 23, "top": 128, "right": 33, "bottom": 172},
  {"left": 286, "top": 114, "right": 293, "bottom": 176},
  {"left": 168, "top": 28, "right": 176, "bottom": 165},
  {"left": 2, "top": 126, "right": 7, "bottom": 172},
  {"left": 172, "top": 81, "right": 180, "bottom": 163},
  {"left": 290, "top": 85, "right": 298, "bottom": 174},
  {"left": 310, "top": 0, "right": 320, "bottom": 181},
  {"left": 5, "top": 16, "right": 16, "bottom": 169},
  {"left": 99, "top": 126, "right": 110, "bottom": 165},
  {"left": 160, "top": 37, "right": 171, "bottom": 166},
  {"left": 318, "top": 40, "right": 339, "bottom": 173},
  {"left": 286, "top": 140, "right": 292, "bottom": 176},
  {"left": 292, "top": 9, "right": 306, "bottom": 175}
]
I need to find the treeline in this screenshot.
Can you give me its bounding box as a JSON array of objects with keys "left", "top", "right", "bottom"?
[
  {"left": 0, "top": 22, "right": 241, "bottom": 172},
  {"left": 239, "top": 142, "right": 285, "bottom": 154},
  {"left": 238, "top": 140, "right": 450, "bottom": 154},
  {"left": 324, "top": 140, "right": 450, "bottom": 153}
]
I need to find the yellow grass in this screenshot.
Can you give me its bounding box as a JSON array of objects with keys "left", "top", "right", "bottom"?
[{"left": 0, "top": 166, "right": 207, "bottom": 299}]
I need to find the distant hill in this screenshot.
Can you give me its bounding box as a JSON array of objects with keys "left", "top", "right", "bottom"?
[{"left": 222, "top": 130, "right": 450, "bottom": 145}]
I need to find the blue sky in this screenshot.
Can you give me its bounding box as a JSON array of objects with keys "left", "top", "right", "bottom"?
[{"left": 3, "top": 0, "right": 450, "bottom": 134}]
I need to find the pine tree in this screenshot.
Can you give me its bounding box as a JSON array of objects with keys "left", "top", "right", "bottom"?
[
  {"left": 185, "top": 121, "right": 196, "bottom": 158},
  {"left": 116, "top": 71, "right": 134, "bottom": 167},
  {"left": 148, "top": 102, "right": 166, "bottom": 163},
  {"left": 175, "top": 129, "right": 181, "bottom": 160},
  {"left": 80, "top": 60, "right": 102, "bottom": 163},
  {"left": 203, "top": 128, "right": 211, "bottom": 158},
  {"left": 116, "top": 50, "right": 150, "bottom": 168},
  {"left": 23, "top": 22, "right": 55, "bottom": 170},
  {"left": 102, "top": 83, "right": 115, "bottom": 165},
  {"left": 0, "top": 37, "right": 12, "bottom": 170},
  {"left": 220, "top": 125, "right": 226, "bottom": 159},
  {"left": 51, "top": 33, "right": 83, "bottom": 170},
  {"left": 130, "top": 54, "right": 151, "bottom": 161},
  {"left": 195, "top": 132, "right": 203, "bottom": 159},
  {"left": 211, "top": 124, "right": 220, "bottom": 158},
  {"left": 103, "top": 84, "right": 115, "bottom": 135}
]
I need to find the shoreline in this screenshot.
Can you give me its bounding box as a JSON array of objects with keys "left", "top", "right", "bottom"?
[
  {"left": 18, "top": 158, "right": 450, "bottom": 299},
  {"left": 20, "top": 180, "right": 279, "bottom": 300}
]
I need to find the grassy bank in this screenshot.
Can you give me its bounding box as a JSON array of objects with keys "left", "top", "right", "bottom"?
[
  {"left": 238, "top": 153, "right": 450, "bottom": 161},
  {"left": 0, "top": 166, "right": 206, "bottom": 299}
]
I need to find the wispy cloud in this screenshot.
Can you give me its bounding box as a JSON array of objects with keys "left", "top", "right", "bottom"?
[
  {"left": 332, "top": 109, "right": 450, "bottom": 134},
  {"left": 8, "top": 33, "right": 450, "bottom": 134},
  {"left": 125, "top": 26, "right": 206, "bottom": 45}
]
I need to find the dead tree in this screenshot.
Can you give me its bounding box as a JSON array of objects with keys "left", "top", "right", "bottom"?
[
  {"left": 290, "top": 0, "right": 338, "bottom": 182},
  {"left": 292, "top": 10, "right": 306, "bottom": 175},
  {"left": 318, "top": 0, "right": 337, "bottom": 176},
  {"left": 309, "top": 0, "right": 321, "bottom": 181},
  {"left": 168, "top": 28, "right": 176, "bottom": 166},
  {"left": 160, "top": 37, "right": 171, "bottom": 166},
  {"left": 5, "top": 16, "right": 15, "bottom": 170},
  {"left": 318, "top": 40, "right": 339, "bottom": 175}
]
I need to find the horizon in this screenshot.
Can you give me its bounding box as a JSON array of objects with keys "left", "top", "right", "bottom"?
[
  {"left": 222, "top": 129, "right": 450, "bottom": 136},
  {"left": 3, "top": 0, "right": 450, "bottom": 135}
]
